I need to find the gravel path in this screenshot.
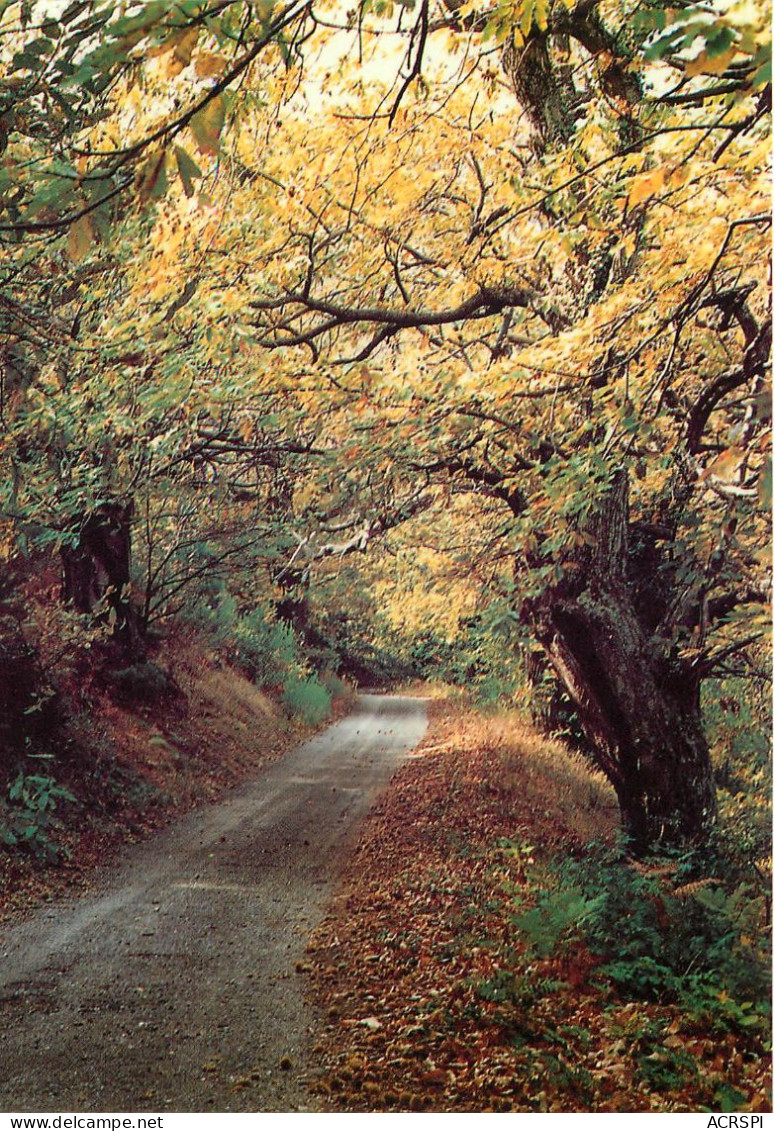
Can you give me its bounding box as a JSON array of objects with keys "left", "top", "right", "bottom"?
[{"left": 0, "top": 694, "right": 427, "bottom": 1113}]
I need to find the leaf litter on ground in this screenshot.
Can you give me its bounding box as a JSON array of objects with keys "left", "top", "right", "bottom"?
[{"left": 304, "top": 700, "right": 771, "bottom": 1113}]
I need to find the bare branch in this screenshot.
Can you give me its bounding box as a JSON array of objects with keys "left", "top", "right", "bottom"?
[
  {"left": 388, "top": 0, "right": 431, "bottom": 127},
  {"left": 305, "top": 491, "right": 435, "bottom": 561}
]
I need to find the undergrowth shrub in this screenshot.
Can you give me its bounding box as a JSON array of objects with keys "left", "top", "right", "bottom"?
[
  {"left": 108, "top": 661, "right": 177, "bottom": 704},
  {"left": 186, "top": 591, "right": 344, "bottom": 728},
  {"left": 703, "top": 676, "right": 772, "bottom": 888},
  {"left": 704, "top": 677, "right": 771, "bottom": 787},
  {"left": 185, "top": 590, "right": 240, "bottom": 644},
  {"left": 320, "top": 669, "right": 352, "bottom": 700},
  {"left": 282, "top": 673, "right": 331, "bottom": 726},
  {"left": 185, "top": 593, "right": 305, "bottom": 689},
  {"left": 404, "top": 607, "right": 524, "bottom": 704},
  {"left": 514, "top": 842, "right": 771, "bottom": 1036},
  {"left": 0, "top": 772, "right": 75, "bottom": 861},
  {"left": 235, "top": 609, "right": 298, "bottom": 687}
]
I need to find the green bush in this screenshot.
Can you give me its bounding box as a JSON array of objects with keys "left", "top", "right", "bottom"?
[
  {"left": 185, "top": 590, "right": 239, "bottom": 643},
  {"left": 703, "top": 676, "right": 772, "bottom": 885},
  {"left": 282, "top": 673, "right": 331, "bottom": 726},
  {"left": 406, "top": 613, "right": 524, "bottom": 704},
  {"left": 514, "top": 842, "right": 771, "bottom": 1035},
  {"left": 185, "top": 592, "right": 303, "bottom": 689},
  {"left": 704, "top": 677, "right": 771, "bottom": 782},
  {"left": 0, "top": 772, "right": 76, "bottom": 861}
]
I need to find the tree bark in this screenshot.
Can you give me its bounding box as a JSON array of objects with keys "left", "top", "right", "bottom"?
[
  {"left": 526, "top": 471, "right": 717, "bottom": 852},
  {"left": 499, "top": 3, "right": 641, "bottom": 150},
  {"left": 502, "top": 30, "right": 576, "bottom": 148}
]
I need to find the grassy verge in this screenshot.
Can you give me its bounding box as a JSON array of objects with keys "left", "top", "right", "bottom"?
[{"left": 305, "top": 699, "right": 771, "bottom": 1113}]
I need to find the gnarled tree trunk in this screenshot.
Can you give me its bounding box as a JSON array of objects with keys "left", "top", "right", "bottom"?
[
  {"left": 526, "top": 471, "right": 717, "bottom": 852},
  {"left": 500, "top": 3, "right": 641, "bottom": 152}
]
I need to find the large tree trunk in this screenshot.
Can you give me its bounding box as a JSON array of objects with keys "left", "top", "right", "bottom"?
[
  {"left": 523, "top": 645, "right": 593, "bottom": 751},
  {"left": 526, "top": 471, "right": 717, "bottom": 853},
  {"left": 61, "top": 502, "right": 144, "bottom": 657}
]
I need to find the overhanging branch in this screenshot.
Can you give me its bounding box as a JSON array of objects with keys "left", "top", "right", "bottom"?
[{"left": 251, "top": 282, "right": 535, "bottom": 350}]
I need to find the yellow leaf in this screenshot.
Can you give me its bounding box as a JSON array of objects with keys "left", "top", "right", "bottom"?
[
  {"left": 534, "top": 0, "right": 550, "bottom": 31},
  {"left": 744, "top": 135, "right": 772, "bottom": 172},
  {"left": 628, "top": 167, "right": 667, "bottom": 208},
  {"left": 147, "top": 26, "right": 199, "bottom": 74},
  {"left": 67, "top": 215, "right": 93, "bottom": 263},
  {"left": 164, "top": 27, "right": 199, "bottom": 78},
  {"left": 705, "top": 446, "right": 745, "bottom": 482},
  {"left": 147, "top": 33, "right": 176, "bottom": 59},
  {"left": 685, "top": 47, "right": 737, "bottom": 77},
  {"left": 194, "top": 51, "right": 228, "bottom": 79},
  {"left": 622, "top": 231, "right": 637, "bottom": 256},
  {"left": 135, "top": 149, "right": 169, "bottom": 201}
]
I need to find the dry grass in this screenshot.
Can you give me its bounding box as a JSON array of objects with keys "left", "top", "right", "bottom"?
[
  {"left": 423, "top": 703, "right": 618, "bottom": 850},
  {"left": 197, "top": 668, "right": 278, "bottom": 719}
]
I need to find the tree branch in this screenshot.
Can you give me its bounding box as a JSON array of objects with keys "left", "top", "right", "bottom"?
[{"left": 251, "top": 282, "right": 535, "bottom": 348}]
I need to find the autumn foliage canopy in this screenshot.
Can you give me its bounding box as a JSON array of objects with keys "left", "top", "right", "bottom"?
[{"left": 0, "top": 0, "right": 770, "bottom": 850}]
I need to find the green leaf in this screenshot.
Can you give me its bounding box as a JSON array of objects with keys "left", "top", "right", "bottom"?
[
  {"left": 190, "top": 94, "right": 226, "bottom": 156},
  {"left": 109, "top": 1, "right": 169, "bottom": 40},
  {"left": 752, "top": 46, "right": 771, "bottom": 88},
  {"left": 24, "top": 180, "right": 75, "bottom": 220},
  {"left": 716, "top": 1084, "right": 749, "bottom": 1112},
  {"left": 26, "top": 37, "right": 55, "bottom": 56},
  {"left": 704, "top": 25, "right": 735, "bottom": 57},
  {"left": 12, "top": 51, "right": 45, "bottom": 71}
]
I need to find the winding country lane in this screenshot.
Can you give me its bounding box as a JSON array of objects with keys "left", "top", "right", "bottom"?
[{"left": 0, "top": 694, "right": 427, "bottom": 1113}]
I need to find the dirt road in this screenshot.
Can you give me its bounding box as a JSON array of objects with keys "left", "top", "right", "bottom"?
[{"left": 0, "top": 694, "right": 427, "bottom": 1113}]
